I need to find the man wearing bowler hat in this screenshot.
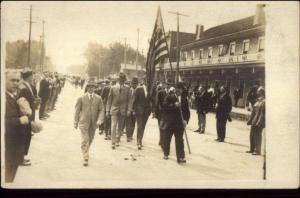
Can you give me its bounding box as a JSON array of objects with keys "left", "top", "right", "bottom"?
[
  {"left": 106, "top": 73, "right": 131, "bottom": 149},
  {"left": 74, "top": 81, "right": 105, "bottom": 166}
]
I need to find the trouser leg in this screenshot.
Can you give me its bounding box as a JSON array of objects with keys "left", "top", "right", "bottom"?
[
  {"left": 136, "top": 114, "right": 143, "bottom": 145},
  {"left": 111, "top": 115, "right": 118, "bottom": 144},
  {"left": 174, "top": 128, "right": 185, "bottom": 160},
  {"left": 39, "top": 98, "right": 47, "bottom": 118},
  {"left": 88, "top": 126, "right": 96, "bottom": 146},
  {"left": 117, "top": 114, "right": 126, "bottom": 143},
  {"left": 197, "top": 113, "right": 201, "bottom": 130},
  {"left": 5, "top": 164, "right": 18, "bottom": 183},
  {"left": 104, "top": 115, "right": 111, "bottom": 137},
  {"left": 163, "top": 129, "right": 173, "bottom": 157},
  {"left": 24, "top": 128, "right": 32, "bottom": 155},
  {"left": 216, "top": 119, "right": 221, "bottom": 139},
  {"left": 80, "top": 128, "right": 90, "bottom": 160},
  {"left": 126, "top": 114, "right": 135, "bottom": 139},
  {"left": 254, "top": 126, "right": 263, "bottom": 154},
  {"left": 158, "top": 119, "right": 164, "bottom": 146},
  {"left": 250, "top": 126, "right": 255, "bottom": 152},
  {"left": 199, "top": 113, "right": 206, "bottom": 133},
  {"left": 220, "top": 118, "right": 227, "bottom": 140}
]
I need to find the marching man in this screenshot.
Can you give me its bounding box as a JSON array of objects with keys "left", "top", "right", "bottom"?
[{"left": 74, "top": 82, "right": 105, "bottom": 166}]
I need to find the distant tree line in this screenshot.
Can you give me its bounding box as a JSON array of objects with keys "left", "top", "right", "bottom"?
[
  {"left": 5, "top": 40, "right": 55, "bottom": 71},
  {"left": 83, "top": 41, "right": 146, "bottom": 78}
]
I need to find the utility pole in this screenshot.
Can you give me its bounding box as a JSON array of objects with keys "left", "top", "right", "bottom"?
[
  {"left": 27, "top": 5, "right": 35, "bottom": 69},
  {"left": 135, "top": 28, "right": 140, "bottom": 75},
  {"left": 124, "top": 37, "right": 127, "bottom": 69},
  {"left": 168, "top": 11, "right": 189, "bottom": 83},
  {"left": 39, "top": 35, "right": 42, "bottom": 72}
]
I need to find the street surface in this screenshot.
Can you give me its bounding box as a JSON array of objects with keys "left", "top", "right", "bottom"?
[{"left": 10, "top": 82, "right": 264, "bottom": 188}]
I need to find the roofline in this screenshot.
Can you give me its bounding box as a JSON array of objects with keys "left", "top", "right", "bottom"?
[{"left": 181, "top": 25, "right": 265, "bottom": 49}]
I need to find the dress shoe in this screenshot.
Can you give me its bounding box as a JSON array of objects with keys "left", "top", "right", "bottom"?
[
  {"left": 138, "top": 145, "right": 142, "bottom": 150},
  {"left": 219, "top": 139, "right": 224, "bottom": 142},
  {"left": 246, "top": 150, "right": 253, "bottom": 153},
  {"left": 215, "top": 138, "right": 220, "bottom": 142},
  {"left": 104, "top": 136, "right": 108, "bottom": 140},
  {"left": 99, "top": 131, "right": 103, "bottom": 135},
  {"left": 163, "top": 156, "right": 168, "bottom": 160},
  {"left": 116, "top": 142, "right": 120, "bottom": 147},
  {"left": 177, "top": 158, "right": 187, "bottom": 164},
  {"left": 199, "top": 131, "right": 205, "bottom": 134},
  {"left": 20, "top": 160, "right": 31, "bottom": 166},
  {"left": 107, "top": 136, "right": 111, "bottom": 140},
  {"left": 252, "top": 152, "right": 261, "bottom": 155},
  {"left": 83, "top": 159, "right": 88, "bottom": 166},
  {"left": 112, "top": 144, "right": 115, "bottom": 149},
  {"left": 194, "top": 129, "right": 200, "bottom": 132}
]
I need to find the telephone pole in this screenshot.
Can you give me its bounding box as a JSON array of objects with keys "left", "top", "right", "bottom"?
[
  {"left": 27, "top": 5, "right": 35, "bottom": 68},
  {"left": 39, "top": 35, "right": 42, "bottom": 72},
  {"left": 124, "top": 37, "right": 127, "bottom": 69},
  {"left": 135, "top": 28, "right": 140, "bottom": 75},
  {"left": 168, "top": 11, "right": 189, "bottom": 83}
]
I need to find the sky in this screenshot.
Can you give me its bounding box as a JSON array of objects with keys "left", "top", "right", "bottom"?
[{"left": 2, "top": 1, "right": 263, "bottom": 73}]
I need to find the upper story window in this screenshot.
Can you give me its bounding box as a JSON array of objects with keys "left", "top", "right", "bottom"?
[
  {"left": 191, "top": 50, "right": 195, "bottom": 60},
  {"left": 218, "top": 45, "right": 224, "bottom": 56},
  {"left": 199, "top": 49, "right": 203, "bottom": 59},
  {"left": 208, "top": 47, "right": 213, "bottom": 58},
  {"left": 243, "top": 40, "right": 250, "bottom": 54},
  {"left": 258, "top": 37, "right": 265, "bottom": 52},
  {"left": 229, "top": 42, "right": 236, "bottom": 55}
]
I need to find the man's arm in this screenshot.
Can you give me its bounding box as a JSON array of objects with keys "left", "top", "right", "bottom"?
[
  {"left": 106, "top": 87, "right": 113, "bottom": 115},
  {"left": 74, "top": 97, "right": 82, "bottom": 128},
  {"left": 97, "top": 98, "right": 105, "bottom": 125}
]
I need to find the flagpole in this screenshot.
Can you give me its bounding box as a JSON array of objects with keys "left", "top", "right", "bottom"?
[{"left": 159, "top": 7, "right": 174, "bottom": 82}]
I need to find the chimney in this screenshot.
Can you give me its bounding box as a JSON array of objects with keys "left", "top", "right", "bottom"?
[
  {"left": 253, "top": 4, "right": 266, "bottom": 25},
  {"left": 195, "top": 24, "right": 204, "bottom": 40}
]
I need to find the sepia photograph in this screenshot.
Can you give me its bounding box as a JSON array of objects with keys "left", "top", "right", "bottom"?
[{"left": 1, "top": 1, "right": 299, "bottom": 189}]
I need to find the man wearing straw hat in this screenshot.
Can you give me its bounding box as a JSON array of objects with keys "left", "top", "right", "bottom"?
[{"left": 74, "top": 81, "right": 105, "bottom": 166}]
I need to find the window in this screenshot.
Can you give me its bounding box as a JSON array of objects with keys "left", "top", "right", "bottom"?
[
  {"left": 229, "top": 42, "right": 236, "bottom": 55},
  {"left": 208, "top": 47, "right": 213, "bottom": 58},
  {"left": 243, "top": 40, "right": 250, "bottom": 54},
  {"left": 218, "top": 45, "right": 224, "bottom": 56},
  {"left": 191, "top": 50, "right": 195, "bottom": 60},
  {"left": 199, "top": 49, "right": 203, "bottom": 59},
  {"left": 182, "top": 51, "right": 187, "bottom": 61},
  {"left": 258, "top": 37, "right": 265, "bottom": 52}
]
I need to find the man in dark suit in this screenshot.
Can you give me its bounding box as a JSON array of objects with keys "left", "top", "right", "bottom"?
[
  {"left": 155, "top": 79, "right": 172, "bottom": 148},
  {"left": 5, "top": 70, "right": 30, "bottom": 182},
  {"left": 18, "top": 69, "right": 37, "bottom": 166},
  {"left": 160, "top": 82, "right": 189, "bottom": 164},
  {"left": 215, "top": 86, "right": 232, "bottom": 142},
  {"left": 101, "top": 79, "right": 112, "bottom": 140},
  {"left": 131, "top": 78, "right": 151, "bottom": 149},
  {"left": 194, "top": 86, "right": 209, "bottom": 134},
  {"left": 126, "top": 77, "right": 138, "bottom": 142},
  {"left": 38, "top": 72, "right": 50, "bottom": 120}
]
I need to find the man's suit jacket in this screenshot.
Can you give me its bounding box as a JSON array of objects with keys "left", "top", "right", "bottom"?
[
  {"left": 74, "top": 94, "right": 105, "bottom": 131},
  {"left": 19, "top": 81, "right": 36, "bottom": 121},
  {"left": 195, "top": 90, "right": 209, "bottom": 114},
  {"left": 132, "top": 85, "right": 151, "bottom": 117},
  {"left": 180, "top": 89, "right": 191, "bottom": 123},
  {"left": 216, "top": 93, "right": 232, "bottom": 120},
  {"left": 155, "top": 89, "right": 167, "bottom": 120},
  {"left": 101, "top": 85, "right": 111, "bottom": 112},
  {"left": 38, "top": 78, "right": 50, "bottom": 99},
  {"left": 106, "top": 84, "right": 131, "bottom": 116},
  {"left": 5, "top": 93, "right": 27, "bottom": 165}
]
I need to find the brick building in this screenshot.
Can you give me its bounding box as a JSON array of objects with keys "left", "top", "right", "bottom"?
[{"left": 160, "top": 4, "right": 265, "bottom": 107}]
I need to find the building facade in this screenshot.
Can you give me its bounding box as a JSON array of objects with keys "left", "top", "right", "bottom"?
[{"left": 160, "top": 4, "right": 265, "bottom": 107}]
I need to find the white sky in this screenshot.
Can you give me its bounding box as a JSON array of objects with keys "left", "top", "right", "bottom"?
[{"left": 2, "top": 1, "right": 263, "bottom": 73}]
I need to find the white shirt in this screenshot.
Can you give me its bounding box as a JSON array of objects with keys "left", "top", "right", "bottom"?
[
  {"left": 86, "top": 93, "right": 94, "bottom": 100},
  {"left": 143, "top": 85, "right": 147, "bottom": 97}
]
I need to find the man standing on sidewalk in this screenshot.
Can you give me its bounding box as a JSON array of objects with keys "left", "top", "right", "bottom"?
[
  {"left": 38, "top": 72, "right": 50, "bottom": 120},
  {"left": 74, "top": 82, "right": 104, "bottom": 166},
  {"left": 106, "top": 73, "right": 131, "bottom": 149},
  {"left": 194, "top": 86, "right": 209, "bottom": 134},
  {"left": 5, "top": 70, "right": 30, "bottom": 182},
  {"left": 101, "top": 79, "right": 112, "bottom": 140}
]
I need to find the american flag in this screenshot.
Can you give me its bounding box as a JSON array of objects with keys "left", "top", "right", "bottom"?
[{"left": 146, "top": 6, "right": 169, "bottom": 95}]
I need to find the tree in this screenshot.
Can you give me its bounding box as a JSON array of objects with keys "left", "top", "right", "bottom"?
[{"left": 83, "top": 41, "right": 146, "bottom": 78}]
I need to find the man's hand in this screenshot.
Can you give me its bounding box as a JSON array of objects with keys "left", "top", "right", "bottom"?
[
  {"left": 183, "top": 120, "right": 187, "bottom": 128},
  {"left": 20, "top": 116, "right": 29, "bottom": 125}
]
